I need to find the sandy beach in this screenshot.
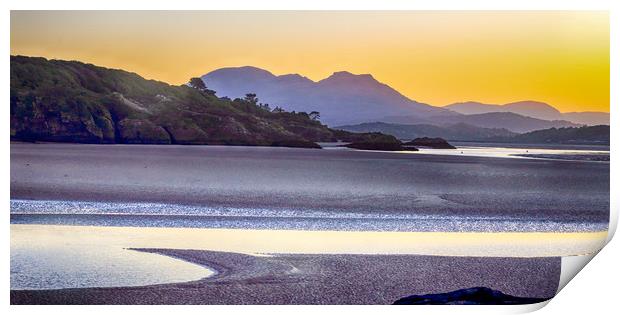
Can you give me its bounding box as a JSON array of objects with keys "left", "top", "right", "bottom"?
[
  {"left": 9, "top": 143, "right": 608, "bottom": 304},
  {"left": 10, "top": 249, "right": 560, "bottom": 305}
]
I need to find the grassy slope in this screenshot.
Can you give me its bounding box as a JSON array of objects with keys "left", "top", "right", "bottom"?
[{"left": 10, "top": 56, "right": 399, "bottom": 148}]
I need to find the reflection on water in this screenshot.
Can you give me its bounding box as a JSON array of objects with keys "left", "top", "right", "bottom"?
[
  {"left": 399, "top": 146, "right": 609, "bottom": 160},
  {"left": 10, "top": 199, "right": 609, "bottom": 233},
  {"left": 11, "top": 226, "right": 214, "bottom": 290},
  {"left": 10, "top": 224, "right": 607, "bottom": 290}
]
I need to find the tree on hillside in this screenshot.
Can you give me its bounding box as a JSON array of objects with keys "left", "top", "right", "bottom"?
[
  {"left": 309, "top": 111, "right": 321, "bottom": 121},
  {"left": 259, "top": 102, "right": 271, "bottom": 111},
  {"left": 188, "top": 77, "right": 216, "bottom": 96},
  {"left": 188, "top": 78, "right": 207, "bottom": 90},
  {"left": 272, "top": 106, "right": 285, "bottom": 113},
  {"left": 244, "top": 93, "right": 258, "bottom": 105}
]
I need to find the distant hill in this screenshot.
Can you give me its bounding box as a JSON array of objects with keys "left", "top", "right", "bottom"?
[
  {"left": 383, "top": 112, "right": 579, "bottom": 133},
  {"left": 201, "top": 66, "right": 454, "bottom": 126},
  {"left": 10, "top": 56, "right": 399, "bottom": 148},
  {"left": 445, "top": 101, "right": 609, "bottom": 126},
  {"left": 445, "top": 101, "right": 563, "bottom": 120},
  {"left": 335, "top": 122, "right": 516, "bottom": 141},
  {"left": 336, "top": 122, "right": 609, "bottom": 145},
  {"left": 562, "top": 112, "right": 610, "bottom": 126},
  {"left": 490, "top": 125, "right": 610, "bottom": 145}
]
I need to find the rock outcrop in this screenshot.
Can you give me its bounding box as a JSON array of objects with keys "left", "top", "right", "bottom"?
[
  {"left": 393, "top": 287, "right": 550, "bottom": 305},
  {"left": 403, "top": 137, "right": 456, "bottom": 149},
  {"left": 345, "top": 141, "right": 406, "bottom": 151}
]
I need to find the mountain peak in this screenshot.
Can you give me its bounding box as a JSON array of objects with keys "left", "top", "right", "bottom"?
[
  {"left": 323, "top": 71, "right": 376, "bottom": 82},
  {"left": 201, "top": 65, "right": 445, "bottom": 126},
  {"left": 505, "top": 100, "right": 549, "bottom": 105},
  {"left": 276, "top": 73, "right": 314, "bottom": 84},
  {"left": 317, "top": 72, "right": 381, "bottom": 89},
  {"left": 504, "top": 100, "right": 555, "bottom": 109},
  {"left": 203, "top": 66, "right": 276, "bottom": 80},
  {"left": 444, "top": 99, "right": 577, "bottom": 123}
]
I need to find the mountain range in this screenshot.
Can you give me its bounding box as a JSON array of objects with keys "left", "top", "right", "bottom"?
[
  {"left": 201, "top": 66, "right": 608, "bottom": 131},
  {"left": 380, "top": 112, "right": 578, "bottom": 134},
  {"left": 201, "top": 66, "right": 453, "bottom": 127}
]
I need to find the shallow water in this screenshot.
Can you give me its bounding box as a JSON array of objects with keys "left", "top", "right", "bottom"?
[
  {"left": 450, "top": 141, "right": 610, "bottom": 151},
  {"left": 11, "top": 226, "right": 214, "bottom": 290},
  {"left": 10, "top": 199, "right": 608, "bottom": 233},
  {"left": 396, "top": 146, "right": 609, "bottom": 161},
  {"left": 11, "top": 224, "right": 606, "bottom": 265}
]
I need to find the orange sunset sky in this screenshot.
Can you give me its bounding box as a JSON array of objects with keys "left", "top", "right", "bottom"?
[{"left": 10, "top": 11, "right": 610, "bottom": 113}]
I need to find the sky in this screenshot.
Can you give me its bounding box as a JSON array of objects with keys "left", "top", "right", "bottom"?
[{"left": 10, "top": 11, "right": 609, "bottom": 113}]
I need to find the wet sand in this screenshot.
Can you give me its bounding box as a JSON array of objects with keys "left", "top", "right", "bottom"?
[
  {"left": 8, "top": 143, "right": 605, "bottom": 304},
  {"left": 10, "top": 143, "right": 610, "bottom": 225},
  {"left": 10, "top": 249, "right": 560, "bottom": 305}
]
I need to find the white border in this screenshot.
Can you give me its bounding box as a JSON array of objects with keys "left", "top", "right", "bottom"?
[
  {"left": 3, "top": 1, "right": 617, "bottom": 314},
  {"left": 1, "top": 0, "right": 617, "bottom": 10}
]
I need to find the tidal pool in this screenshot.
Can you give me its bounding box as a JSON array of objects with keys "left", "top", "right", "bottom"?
[{"left": 11, "top": 225, "right": 215, "bottom": 290}]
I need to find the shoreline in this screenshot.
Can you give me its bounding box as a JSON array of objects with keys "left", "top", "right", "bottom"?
[
  {"left": 11, "top": 139, "right": 611, "bottom": 151},
  {"left": 10, "top": 248, "right": 560, "bottom": 305},
  {"left": 10, "top": 224, "right": 607, "bottom": 258},
  {"left": 10, "top": 197, "right": 609, "bottom": 233}
]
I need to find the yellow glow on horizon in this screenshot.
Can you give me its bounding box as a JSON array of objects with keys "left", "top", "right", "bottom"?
[{"left": 10, "top": 11, "right": 609, "bottom": 113}]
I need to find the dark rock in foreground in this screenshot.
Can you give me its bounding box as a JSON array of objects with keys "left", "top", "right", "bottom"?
[
  {"left": 403, "top": 137, "right": 456, "bottom": 149},
  {"left": 393, "top": 287, "right": 550, "bottom": 305},
  {"left": 346, "top": 141, "right": 406, "bottom": 151}
]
